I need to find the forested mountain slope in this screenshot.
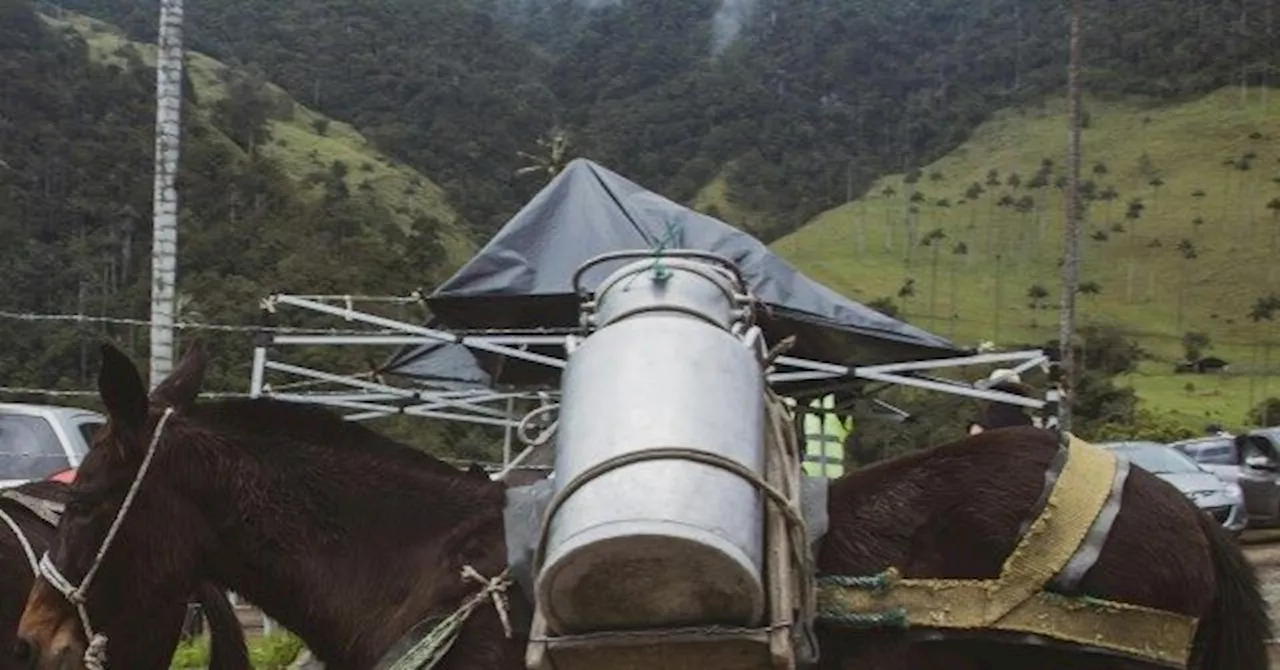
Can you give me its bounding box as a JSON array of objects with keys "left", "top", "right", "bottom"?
[
  {"left": 1, "top": 0, "right": 472, "bottom": 399},
  {"left": 8, "top": 0, "right": 1280, "bottom": 434},
  {"left": 48, "top": 0, "right": 1280, "bottom": 240}
]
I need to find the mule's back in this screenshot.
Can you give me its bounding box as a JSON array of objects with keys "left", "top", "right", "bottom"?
[
  {"left": 816, "top": 427, "right": 1226, "bottom": 668},
  {"left": 822, "top": 428, "right": 1065, "bottom": 580}
]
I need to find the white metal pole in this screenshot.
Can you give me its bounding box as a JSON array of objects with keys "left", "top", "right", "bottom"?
[
  {"left": 503, "top": 396, "right": 515, "bottom": 467},
  {"left": 149, "top": 0, "right": 185, "bottom": 390},
  {"left": 249, "top": 345, "right": 267, "bottom": 398},
  {"left": 1059, "top": 0, "right": 1083, "bottom": 432}
]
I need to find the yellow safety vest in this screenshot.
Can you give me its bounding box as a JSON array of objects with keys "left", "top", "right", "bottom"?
[{"left": 802, "top": 394, "right": 851, "bottom": 478}]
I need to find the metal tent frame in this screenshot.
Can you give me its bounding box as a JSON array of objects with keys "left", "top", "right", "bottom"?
[{"left": 248, "top": 293, "right": 1053, "bottom": 471}]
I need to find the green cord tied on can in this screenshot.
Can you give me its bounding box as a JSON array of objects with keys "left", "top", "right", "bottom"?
[
  {"left": 649, "top": 217, "right": 683, "bottom": 283},
  {"left": 620, "top": 217, "right": 684, "bottom": 293}
]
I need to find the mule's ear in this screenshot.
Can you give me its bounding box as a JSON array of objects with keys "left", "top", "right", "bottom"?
[
  {"left": 151, "top": 338, "right": 208, "bottom": 411},
  {"left": 98, "top": 342, "right": 149, "bottom": 443}
]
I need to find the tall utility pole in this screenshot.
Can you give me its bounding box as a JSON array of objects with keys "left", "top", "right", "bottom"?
[
  {"left": 1059, "top": 0, "right": 1084, "bottom": 432},
  {"left": 149, "top": 0, "right": 186, "bottom": 390}
]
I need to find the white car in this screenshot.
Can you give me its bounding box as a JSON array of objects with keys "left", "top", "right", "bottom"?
[
  {"left": 0, "top": 403, "right": 105, "bottom": 487},
  {"left": 1098, "top": 441, "right": 1248, "bottom": 536}
]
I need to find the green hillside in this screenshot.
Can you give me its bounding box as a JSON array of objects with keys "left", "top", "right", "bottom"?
[
  {"left": 41, "top": 10, "right": 477, "bottom": 269},
  {"left": 773, "top": 87, "right": 1280, "bottom": 429}
]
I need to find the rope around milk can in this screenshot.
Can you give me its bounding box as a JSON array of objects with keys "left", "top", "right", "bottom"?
[
  {"left": 529, "top": 437, "right": 819, "bottom": 636},
  {"left": 385, "top": 565, "right": 514, "bottom": 670}
]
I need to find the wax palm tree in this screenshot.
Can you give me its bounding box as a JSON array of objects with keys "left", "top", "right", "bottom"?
[
  {"left": 881, "top": 185, "right": 898, "bottom": 252},
  {"left": 897, "top": 277, "right": 917, "bottom": 316},
  {"left": 950, "top": 241, "right": 968, "bottom": 336},
  {"left": 1248, "top": 295, "right": 1280, "bottom": 410},
  {"left": 1098, "top": 186, "right": 1119, "bottom": 228},
  {"left": 964, "top": 182, "right": 985, "bottom": 231},
  {"left": 1175, "top": 238, "right": 1198, "bottom": 330},
  {"left": 921, "top": 228, "right": 948, "bottom": 318},
  {"left": 1148, "top": 176, "right": 1165, "bottom": 209},
  {"left": 1060, "top": 0, "right": 1084, "bottom": 430},
  {"left": 1027, "top": 283, "right": 1050, "bottom": 328},
  {"left": 515, "top": 127, "right": 573, "bottom": 180},
  {"left": 1267, "top": 197, "right": 1280, "bottom": 257}
]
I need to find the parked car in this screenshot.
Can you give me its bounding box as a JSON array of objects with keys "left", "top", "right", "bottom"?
[
  {"left": 1098, "top": 441, "right": 1247, "bottom": 535},
  {"left": 48, "top": 466, "right": 77, "bottom": 483},
  {"left": 1247, "top": 427, "right": 1280, "bottom": 453},
  {"left": 1170, "top": 433, "right": 1280, "bottom": 527},
  {"left": 0, "top": 403, "right": 104, "bottom": 487}
]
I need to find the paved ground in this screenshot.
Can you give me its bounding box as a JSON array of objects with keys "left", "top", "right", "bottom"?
[{"left": 1238, "top": 530, "right": 1280, "bottom": 667}]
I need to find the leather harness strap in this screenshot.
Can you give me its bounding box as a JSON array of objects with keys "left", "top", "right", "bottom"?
[{"left": 0, "top": 489, "right": 65, "bottom": 527}]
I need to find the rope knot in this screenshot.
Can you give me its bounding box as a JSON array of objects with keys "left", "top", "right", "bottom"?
[
  {"left": 83, "top": 633, "right": 108, "bottom": 670},
  {"left": 460, "top": 565, "right": 514, "bottom": 639}
]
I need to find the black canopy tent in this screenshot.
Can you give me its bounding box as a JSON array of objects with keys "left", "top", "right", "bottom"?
[{"left": 379, "top": 159, "right": 965, "bottom": 398}]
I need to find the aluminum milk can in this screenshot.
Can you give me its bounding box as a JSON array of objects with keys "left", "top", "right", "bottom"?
[{"left": 535, "top": 253, "right": 768, "bottom": 635}]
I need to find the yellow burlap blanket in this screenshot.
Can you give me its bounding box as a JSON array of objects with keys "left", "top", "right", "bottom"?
[{"left": 817, "top": 435, "right": 1199, "bottom": 668}]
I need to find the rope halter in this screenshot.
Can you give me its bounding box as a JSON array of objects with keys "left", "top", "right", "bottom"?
[
  {"left": 37, "top": 406, "right": 177, "bottom": 670},
  {"left": 0, "top": 506, "right": 39, "bottom": 575}
]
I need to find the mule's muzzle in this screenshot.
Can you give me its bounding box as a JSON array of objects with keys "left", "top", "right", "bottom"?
[
  {"left": 12, "top": 636, "right": 34, "bottom": 666},
  {"left": 16, "top": 588, "right": 87, "bottom": 670},
  {"left": 12, "top": 632, "right": 84, "bottom": 670}
]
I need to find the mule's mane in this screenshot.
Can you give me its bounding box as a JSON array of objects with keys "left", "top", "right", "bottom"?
[
  {"left": 182, "top": 397, "right": 474, "bottom": 480},
  {"left": 161, "top": 396, "right": 506, "bottom": 526}
]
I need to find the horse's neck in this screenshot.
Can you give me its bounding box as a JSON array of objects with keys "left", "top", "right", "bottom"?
[{"left": 190, "top": 444, "right": 506, "bottom": 667}]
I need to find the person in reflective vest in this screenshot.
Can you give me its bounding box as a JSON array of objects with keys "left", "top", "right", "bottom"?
[{"left": 802, "top": 394, "right": 851, "bottom": 478}]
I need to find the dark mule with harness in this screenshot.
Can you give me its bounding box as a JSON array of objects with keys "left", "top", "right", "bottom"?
[
  {"left": 1, "top": 479, "right": 249, "bottom": 670},
  {"left": 15, "top": 342, "right": 1271, "bottom": 669}
]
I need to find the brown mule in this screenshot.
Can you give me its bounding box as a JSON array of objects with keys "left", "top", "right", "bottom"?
[
  {"left": 0, "top": 480, "right": 249, "bottom": 670},
  {"left": 15, "top": 341, "right": 1271, "bottom": 669}
]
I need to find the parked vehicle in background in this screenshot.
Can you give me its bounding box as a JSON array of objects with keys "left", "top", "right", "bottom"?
[
  {"left": 48, "top": 467, "right": 77, "bottom": 483},
  {"left": 1247, "top": 427, "right": 1280, "bottom": 454},
  {"left": 1098, "top": 441, "right": 1247, "bottom": 536},
  {"left": 0, "top": 403, "right": 104, "bottom": 487},
  {"left": 1170, "top": 432, "right": 1280, "bottom": 527}
]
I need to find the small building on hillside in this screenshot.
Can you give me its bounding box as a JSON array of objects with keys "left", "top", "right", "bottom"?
[{"left": 1174, "top": 356, "right": 1231, "bottom": 374}]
